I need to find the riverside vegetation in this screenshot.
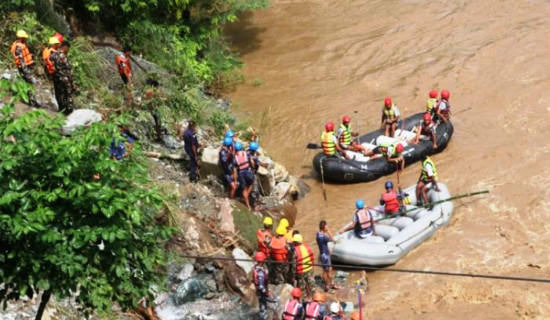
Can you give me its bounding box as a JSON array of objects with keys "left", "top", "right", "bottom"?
[{"left": 0, "top": 0, "right": 272, "bottom": 319}]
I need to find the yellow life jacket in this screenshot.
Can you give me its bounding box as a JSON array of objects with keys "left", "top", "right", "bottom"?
[
  {"left": 426, "top": 98, "right": 437, "bottom": 114},
  {"left": 339, "top": 123, "right": 352, "bottom": 146},
  {"left": 421, "top": 157, "right": 438, "bottom": 181},
  {"left": 321, "top": 131, "right": 336, "bottom": 156},
  {"left": 383, "top": 105, "right": 397, "bottom": 119}
]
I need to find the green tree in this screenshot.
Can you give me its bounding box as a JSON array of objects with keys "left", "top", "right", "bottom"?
[{"left": 0, "top": 81, "right": 173, "bottom": 319}]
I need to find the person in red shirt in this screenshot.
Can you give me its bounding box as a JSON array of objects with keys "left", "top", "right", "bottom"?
[
  {"left": 115, "top": 46, "right": 133, "bottom": 86},
  {"left": 379, "top": 180, "right": 401, "bottom": 215}
]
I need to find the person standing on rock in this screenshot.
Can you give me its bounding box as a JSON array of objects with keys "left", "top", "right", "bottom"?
[
  {"left": 269, "top": 225, "right": 290, "bottom": 284},
  {"left": 291, "top": 234, "right": 316, "bottom": 301},
  {"left": 115, "top": 46, "right": 133, "bottom": 87},
  {"left": 253, "top": 251, "right": 270, "bottom": 320},
  {"left": 232, "top": 141, "right": 255, "bottom": 210},
  {"left": 10, "top": 30, "right": 40, "bottom": 108},
  {"left": 219, "top": 137, "right": 237, "bottom": 198},
  {"left": 50, "top": 41, "right": 78, "bottom": 115},
  {"left": 248, "top": 141, "right": 268, "bottom": 209},
  {"left": 183, "top": 120, "right": 201, "bottom": 183},
  {"left": 316, "top": 220, "right": 338, "bottom": 293},
  {"left": 257, "top": 216, "right": 273, "bottom": 258},
  {"left": 282, "top": 287, "right": 304, "bottom": 320}
]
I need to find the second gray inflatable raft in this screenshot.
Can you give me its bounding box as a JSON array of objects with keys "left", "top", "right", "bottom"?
[{"left": 330, "top": 182, "right": 453, "bottom": 266}]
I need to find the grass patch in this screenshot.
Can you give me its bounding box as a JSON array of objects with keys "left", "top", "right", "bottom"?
[{"left": 231, "top": 204, "right": 262, "bottom": 249}]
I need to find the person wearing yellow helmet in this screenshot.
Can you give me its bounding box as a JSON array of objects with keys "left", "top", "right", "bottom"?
[
  {"left": 10, "top": 30, "right": 40, "bottom": 108},
  {"left": 279, "top": 218, "right": 294, "bottom": 244},
  {"left": 256, "top": 216, "right": 273, "bottom": 258},
  {"left": 42, "top": 36, "right": 61, "bottom": 80},
  {"left": 291, "top": 233, "right": 316, "bottom": 301},
  {"left": 269, "top": 224, "right": 290, "bottom": 284}
]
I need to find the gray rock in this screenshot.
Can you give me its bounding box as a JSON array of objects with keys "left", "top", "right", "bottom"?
[
  {"left": 174, "top": 278, "right": 210, "bottom": 305},
  {"left": 273, "top": 182, "right": 291, "bottom": 200},
  {"left": 62, "top": 109, "right": 102, "bottom": 134},
  {"left": 177, "top": 263, "right": 194, "bottom": 281},
  {"left": 162, "top": 134, "right": 181, "bottom": 149},
  {"left": 200, "top": 146, "right": 222, "bottom": 178},
  {"left": 273, "top": 162, "right": 289, "bottom": 183},
  {"left": 232, "top": 248, "right": 254, "bottom": 276},
  {"left": 217, "top": 198, "right": 234, "bottom": 233}
]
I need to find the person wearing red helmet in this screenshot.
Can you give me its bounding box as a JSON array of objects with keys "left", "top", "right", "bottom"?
[
  {"left": 282, "top": 287, "right": 304, "bottom": 320},
  {"left": 413, "top": 112, "right": 437, "bottom": 149},
  {"left": 436, "top": 90, "right": 451, "bottom": 123},
  {"left": 364, "top": 141, "right": 405, "bottom": 171},
  {"left": 381, "top": 97, "right": 401, "bottom": 137},
  {"left": 337, "top": 115, "right": 358, "bottom": 149},
  {"left": 253, "top": 251, "right": 270, "bottom": 320},
  {"left": 321, "top": 121, "right": 347, "bottom": 159},
  {"left": 426, "top": 90, "right": 439, "bottom": 116}
]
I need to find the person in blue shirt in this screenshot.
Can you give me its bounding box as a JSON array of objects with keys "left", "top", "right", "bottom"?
[
  {"left": 109, "top": 124, "right": 134, "bottom": 160},
  {"left": 316, "top": 220, "right": 337, "bottom": 293},
  {"left": 219, "top": 137, "right": 237, "bottom": 199},
  {"left": 337, "top": 199, "right": 375, "bottom": 239},
  {"left": 253, "top": 251, "right": 270, "bottom": 320},
  {"left": 183, "top": 120, "right": 201, "bottom": 183}
]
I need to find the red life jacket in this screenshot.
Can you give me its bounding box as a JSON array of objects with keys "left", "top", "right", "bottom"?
[
  {"left": 382, "top": 190, "right": 400, "bottom": 213},
  {"left": 294, "top": 243, "right": 314, "bottom": 274},
  {"left": 115, "top": 54, "right": 132, "bottom": 75},
  {"left": 234, "top": 151, "right": 250, "bottom": 171},
  {"left": 305, "top": 301, "right": 321, "bottom": 319},
  {"left": 355, "top": 209, "right": 372, "bottom": 231},
  {"left": 283, "top": 299, "right": 300, "bottom": 320},
  {"left": 270, "top": 236, "right": 288, "bottom": 262},
  {"left": 256, "top": 229, "right": 271, "bottom": 256}
]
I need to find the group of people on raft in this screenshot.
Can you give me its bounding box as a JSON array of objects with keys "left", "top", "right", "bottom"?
[
  {"left": 252, "top": 217, "right": 359, "bottom": 320},
  {"left": 320, "top": 90, "right": 452, "bottom": 172}
]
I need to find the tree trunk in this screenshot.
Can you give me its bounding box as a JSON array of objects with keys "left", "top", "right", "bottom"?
[{"left": 35, "top": 290, "right": 51, "bottom": 320}]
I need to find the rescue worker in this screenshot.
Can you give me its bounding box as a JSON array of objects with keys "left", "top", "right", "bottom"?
[
  {"left": 50, "top": 41, "right": 77, "bottom": 115},
  {"left": 337, "top": 115, "right": 358, "bottom": 150},
  {"left": 413, "top": 112, "right": 437, "bottom": 149},
  {"left": 232, "top": 141, "right": 255, "bottom": 210},
  {"left": 248, "top": 141, "right": 268, "bottom": 209},
  {"left": 270, "top": 225, "right": 290, "bottom": 284},
  {"left": 321, "top": 122, "right": 347, "bottom": 159},
  {"left": 253, "top": 251, "right": 270, "bottom": 320},
  {"left": 316, "top": 220, "right": 337, "bottom": 293},
  {"left": 282, "top": 287, "right": 304, "bottom": 320},
  {"left": 324, "top": 302, "right": 343, "bottom": 320},
  {"left": 115, "top": 46, "right": 133, "bottom": 86},
  {"left": 109, "top": 123, "right": 135, "bottom": 160},
  {"left": 380, "top": 181, "right": 402, "bottom": 215},
  {"left": 291, "top": 234, "right": 315, "bottom": 301},
  {"left": 381, "top": 97, "right": 400, "bottom": 137},
  {"left": 416, "top": 154, "right": 440, "bottom": 208},
  {"left": 219, "top": 137, "right": 237, "bottom": 198},
  {"left": 337, "top": 199, "right": 375, "bottom": 238},
  {"left": 10, "top": 30, "right": 40, "bottom": 108},
  {"left": 279, "top": 218, "right": 294, "bottom": 244},
  {"left": 436, "top": 90, "right": 451, "bottom": 123},
  {"left": 257, "top": 216, "right": 273, "bottom": 257},
  {"left": 304, "top": 292, "right": 326, "bottom": 320},
  {"left": 183, "top": 120, "right": 201, "bottom": 182},
  {"left": 426, "top": 90, "right": 438, "bottom": 117},
  {"left": 364, "top": 142, "right": 405, "bottom": 172},
  {"left": 42, "top": 36, "right": 60, "bottom": 80}
]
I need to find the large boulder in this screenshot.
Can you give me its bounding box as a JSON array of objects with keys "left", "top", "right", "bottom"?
[
  {"left": 179, "top": 183, "right": 218, "bottom": 220},
  {"left": 182, "top": 217, "right": 201, "bottom": 251},
  {"left": 62, "top": 109, "right": 102, "bottom": 134},
  {"left": 273, "top": 163, "right": 289, "bottom": 183},
  {"left": 232, "top": 248, "right": 254, "bottom": 276},
  {"left": 223, "top": 261, "right": 256, "bottom": 306},
  {"left": 273, "top": 182, "right": 291, "bottom": 200},
  {"left": 271, "top": 284, "right": 294, "bottom": 316},
  {"left": 217, "top": 198, "right": 235, "bottom": 233},
  {"left": 257, "top": 166, "right": 275, "bottom": 196},
  {"left": 201, "top": 146, "right": 222, "bottom": 178}
]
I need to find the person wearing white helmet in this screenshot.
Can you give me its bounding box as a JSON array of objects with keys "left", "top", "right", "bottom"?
[{"left": 324, "top": 302, "right": 343, "bottom": 320}]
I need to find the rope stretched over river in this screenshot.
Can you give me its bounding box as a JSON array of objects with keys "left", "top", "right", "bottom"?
[{"left": 178, "top": 254, "right": 550, "bottom": 284}]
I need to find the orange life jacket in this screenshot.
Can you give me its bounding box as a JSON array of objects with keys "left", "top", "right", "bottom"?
[
  {"left": 283, "top": 299, "right": 300, "bottom": 320},
  {"left": 256, "top": 229, "right": 271, "bottom": 256},
  {"left": 234, "top": 151, "right": 250, "bottom": 171},
  {"left": 115, "top": 54, "right": 132, "bottom": 75},
  {"left": 10, "top": 41, "right": 33, "bottom": 67},
  {"left": 382, "top": 190, "right": 400, "bottom": 213},
  {"left": 42, "top": 47, "right": 56, "bottom": 74},
  {"left": 294, "top": 243, "right": 314, "bottom": 274},
  {"left": 270, "top": 236, "right": 288, "bottom": 262},
  {"left": 305, "top": 302, "right": 321, "bottom": 319},
  {"left": 355, "top": 209, "right": 372, "bottom": 231}
]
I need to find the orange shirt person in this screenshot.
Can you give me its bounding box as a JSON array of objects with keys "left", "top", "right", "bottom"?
[{"left": 115, "top": 46, "right": 133, "bottom": 86}]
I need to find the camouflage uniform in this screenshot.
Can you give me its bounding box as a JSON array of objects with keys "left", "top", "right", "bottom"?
[
  {"left": 290, "top": 244, "right": 316, "bottom": 298},
  {"left": 50, "top": 50, "right": 76, "bottom": 115},
  {"left": 12, "top": 44, "right": 39, "bottom": 108}
]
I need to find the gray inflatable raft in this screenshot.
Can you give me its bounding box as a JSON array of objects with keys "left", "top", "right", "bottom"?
[{"left": 330, "top": 182, "right": 453, "bottom": 266}]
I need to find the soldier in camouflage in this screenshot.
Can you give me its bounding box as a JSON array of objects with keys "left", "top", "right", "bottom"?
[{"left": 50, "top": 41, "right": 77, "bottom": 115}]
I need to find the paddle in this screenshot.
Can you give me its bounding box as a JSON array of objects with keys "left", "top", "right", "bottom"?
[
  {"left": 375, "top": 190, "right": 489, "bottom": 222},
  {"left": 320, "top": 156, "right": 328, "bottom": 201},
  {"left": 306, "top": 143, "right": 322, "bottom": 149},
  {"left": 354, "top": 110, "right": 361, "bottom": 145}
]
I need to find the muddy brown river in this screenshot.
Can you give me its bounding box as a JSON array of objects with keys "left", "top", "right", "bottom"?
[{"left": 228, "top": 0, "right": 550, "bottom": 318}]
